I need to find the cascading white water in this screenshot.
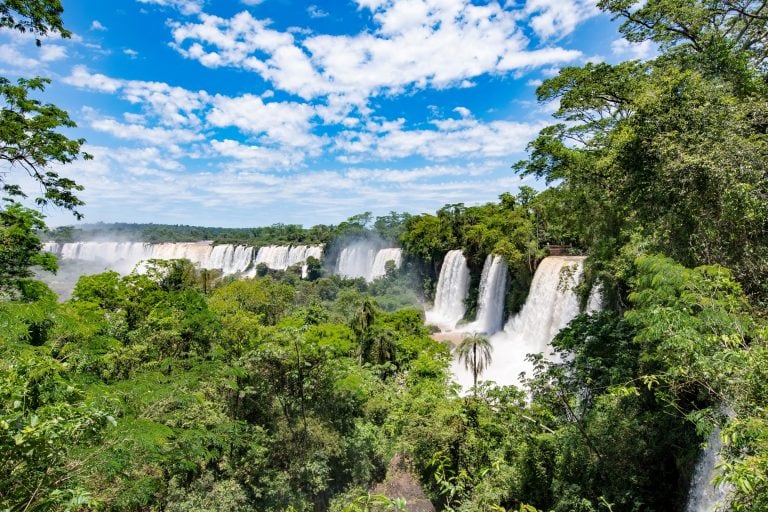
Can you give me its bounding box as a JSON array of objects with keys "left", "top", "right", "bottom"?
[
  {"left": 253, "top": 245, "right": 291, "bottom": 270},
  {"left": 586, "top": 281, "right": 603, "bottom": 313},
  {"left": 336, "top": 244, "right": 376, "bottom": 280},
  {"left": 335, "top": 244, "right": 403, "bottom": 281},
  {"left": 300, "top": 245, "right": 324, "bottom": 278},
  {"left": 370, "top": 248, "right": 403, "bottom": 280},
  {"left": 686, "top": 428, "right": 730, "bottom": 512},
  {"left": 452, "top": 256, "right": 585, "bottom": 389},
  {"left": 464, "top": 254, "right": 508, "bottom": 335},
  {"left": 426, "top": 250, "right": 470, "bottom": 331},
  {"left": 44, "top": 241, "right": 322, "bottom": 277}
]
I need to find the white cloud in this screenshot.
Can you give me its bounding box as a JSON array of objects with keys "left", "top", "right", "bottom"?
[
  {"left": 207, "top": 94, "right": 321, "bottom": 149},
  {"left": 611, "top": 38, "right": 657, "bottom": 60},
  {"left": 307, "top": 5, "right": 329, "bottom": 18},
  {"left": 169, "top": 1, "right": 584, "bottom": 103},
  {"left": 64, "top": 66, "right": 209, "bottom": 126},
  {"left": 40, "top": 44, "right": 67, "bottom": 61},
  {"left": 123, "top": 48, "right": 139, "bottom": 58},
  {"left": 91, "top": 20, "right": 107, "bottom": 31},
  {"left": 64, "top": 65, "right": 122, "bottom": 92},
  {"left": 124, "top": 112, "right": 146, "bottom": 123},
  {"left": 523, "top": 0, "right": 599, "bottom": 40},
  {"left": 210, "top": 139, "right": 307, "bottom": 170},
  {"left": 453, "top": 106, "right": 471, "bottom": 118},
  {"left": 136, "top": 0, "right": 204, "bottom": 15},
  {"left": 241, "top": 0, "right": 264, "bottom": 5},
  {"left": 344, "top": 163, "right": 492, "bottom": 183},
  {"left": 89, "top": 115, "right": 204, "bottom": 146},
  {"left": 0, "top": 43, "right": 40, "bottom": 70},
  {"left": 335, "top": 116, "right": 546, "bottom": 161}
]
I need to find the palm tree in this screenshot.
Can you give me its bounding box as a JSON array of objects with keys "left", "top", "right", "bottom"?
[
  {"left": 456, "top": 333, "right": 493, "bottom": 391},
  {"left": 352, "top": 297, "right": 377, "bottom": 364}
]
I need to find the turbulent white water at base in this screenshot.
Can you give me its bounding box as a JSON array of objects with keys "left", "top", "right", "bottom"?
[
  {"left": 426, "top": 250, "right": 470, "bottom": 331},
  {"left": 452, "top": 256, "right": 585, "bottom": 390},
  {"left": 463, "top": 254, "right": 508, "bottom": 335},
  {"left": 686, "top": 428, "right": 731, "bottom": 512}
]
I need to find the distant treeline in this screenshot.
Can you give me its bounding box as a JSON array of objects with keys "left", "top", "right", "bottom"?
[{"left": 44, "top": 212, "right": 412, "bottom": 246}]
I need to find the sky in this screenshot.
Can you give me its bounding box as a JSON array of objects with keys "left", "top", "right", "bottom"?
[{"left": 0, "top": 0, "right": 655, "bottom": 228}]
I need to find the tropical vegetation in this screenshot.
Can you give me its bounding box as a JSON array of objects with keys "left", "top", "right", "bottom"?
[{"left": 3, "top": 0, "right": 768, "bottom": 511}]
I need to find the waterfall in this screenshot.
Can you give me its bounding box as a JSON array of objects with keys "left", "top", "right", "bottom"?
[
  {"left": 335, "top": 244, "right": 402, "bottom": 281},
  {"left": 586, "top": 281, "right": 603, "bottom": 313},
  {"left": 370, "top": 248, "right": 403, "bottom": 280},
  {"left": 452, "top": 256, "right": 585, "bottom": 390},
  {"left": 465, "top": 254, "right": 508, "bottom": 335},
  {"left": 301, "top": 245, "right": 324, "bottom": 278},
  {"left": 426, "top": 250, "right": 470, "bottom": 331},
  {"left": 43, "top": 241, "right": 323, "bottom": 277},
  {"left": 336, "top": 244, "right": 376, "bottom": 280},
  {"left": 253, "top": 245, "right": 291, "bottom": 270},
  {"left": 686, "top": 428, "right": 730, "bottom": 512}
]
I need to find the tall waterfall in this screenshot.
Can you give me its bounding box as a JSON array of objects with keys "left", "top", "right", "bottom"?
[
  {"left": 335, "top": 244, "right": 402, "bottom": 281},
  {"left": 452, "top": 256, "right": 585, "bottom": 389},
  {"left": 465, "top": 254, "right": 508, "bottom": 335},
  {"left": 686, "top": 428, "right": 730, "bottom": 512},
  {"left": 426, "top": 250, "right": 470, "bottom": 330},
  {"left": 44, "top": 241, "right": 323, "bottom": 277}
]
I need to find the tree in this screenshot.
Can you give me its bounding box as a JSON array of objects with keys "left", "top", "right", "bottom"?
[
  {"left": 0, "top": 1, "right": 70, "bottom": 42},
  {"left": 1, "top": 0, "right": 90, "bottom": 216},
  {"left": 0, "top": 0, "right": 90, "bottom": 305},
  {"left": 0, "top": 353, "right": 113, "bottom": 511},
  {"left": 0, "top": 201, "right": 57, "bottom": 297},
  {"left": 515, "top": 2, "right": 768, "bottom": 305},
  {"left": 304, "top": 255, "right": 322, "bottom": 281},
  {"left": 1, "top": 77, "right": 90, "bottom": 216},
  {"left": 352, "top": 297, "right": 378, "bottom": 364},
  {"left": 456, "top": 333, "right": 493, "bottom": 391}
]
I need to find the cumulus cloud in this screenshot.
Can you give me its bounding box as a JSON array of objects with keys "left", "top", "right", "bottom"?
[
  {"left": 136, "top": 0, "right": 204, "bottom": 15},
  {"left": 64, "top": 65, "right": 209, "bottom": 126},
  {"left": 0, "top": 36, "right": 67, "bottom": 72},
  {"left": 307, "top": 5, "right": 329, "bottom": 18},
  {"left": 210, "top": 139, "right": 310, "bottom": 170},
  {"left": 91, "top": 20, "right": 107, "bottom": 31},
  {"left": 611, "top": 38, "right": 657, "bottom": 60},
  {"left": 0, "top": 43, "right": 40, "bottom": 70},
  {"left": 523, "top": 0, "right": 599, "bottom": 40},
  {"left": 335, "top": 116, "right": 546, "bottom": 161},
  {"left": 207, "top": 94, "right": 321, "bottom": 149},
  {"left": 168, "top": 1, "right": 585, "bottom": 103},
  {"left": 88, "top": 115, "right": 204, "bottom": 146}
]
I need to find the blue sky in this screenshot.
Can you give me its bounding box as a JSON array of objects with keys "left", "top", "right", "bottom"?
[{"left": 0, "top": 0, "right": 654, "bottom": 228}]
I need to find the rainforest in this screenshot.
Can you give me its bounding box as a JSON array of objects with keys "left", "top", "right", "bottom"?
[{"left": 2, "top": 1, "right": 768, "bottom": 511}]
